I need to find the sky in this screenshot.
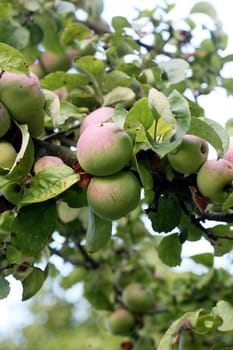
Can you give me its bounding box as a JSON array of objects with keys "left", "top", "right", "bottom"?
[{"left": 1, "top": 0, "right": 233, "bottom": 339}]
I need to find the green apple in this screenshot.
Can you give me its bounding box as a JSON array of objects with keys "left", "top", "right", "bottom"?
[
  {"left": 0, "top": 102, "right": 11, "bottom": 138},
  {"left": 1, "top": 182, "right": 23, "bottom": 205},
  {"left": 40, "top": 51, "right": 72, "bottom": 73},
  {"left": 0, "top": 71, "right": 45, "bottom": 123},
  {"left": 106, "top": 308, "right": 135, "bottom": 336},
  {"left": 197, "top": 158, "right": 233, "bottom": 204},
  {"left": 167, "top": 134, "right": 209, "bottom": 174},
  {"left": 0, "top": 141, "right": 17, "bottom": 169},
  {"left": 132, "top": 335, "right": 156, "bottom": 350},
  {"left": 76, "top": 122, "right": 133, "bottom": 176},
  {"left": 34, "top": 156, "right": 64, "bottom": 174},
  {"left": 122, "top": 283, "right": 155, "bottom": 313},
  {"left": 87, "top": 171, "right": 141, "bottom": 221},
  {"left": 80, "top": 106, "right": 114, "bottom": 134}
]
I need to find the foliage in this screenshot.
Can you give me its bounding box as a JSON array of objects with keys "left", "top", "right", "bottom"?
[{"left": 1, "top": 0, "right": 233, "bottom": 349}]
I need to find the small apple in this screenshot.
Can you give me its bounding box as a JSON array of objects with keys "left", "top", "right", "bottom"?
[
  {"left": 77, "top": 122, "right": 133, "bottom": 176},
  {"left": 0, "top": 102, "right": 11, "bottom": 138},
  {"left": 87, "top": 171, "right": 141, "bottom": 221},
  {"left": 0, "top": 141, "right": 17, "bottom": 169},
  {"left": 34, "top": 156, "right": 64, "bottom": 174},
  {"left": 167, "top": 134, "right": 209, "bottom": 174},
  {"left": 80, "top": 106, "right": 114, "bottom": 134},
  {"left": 106, "top": 308, "right": 135, "bottom": 336},
  {"left": 197, "top": 158, "right": 233, "bottom": 204},
  {"left": 39, "top": 51, "right": 72, "bottom": 73},
  {"left": 122, "top": 283, "right": 155, "bottom": 313}
]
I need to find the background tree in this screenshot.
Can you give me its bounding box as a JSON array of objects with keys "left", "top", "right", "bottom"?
[{"left": 1, "top": 1, "right": 233, "bottom": 349}]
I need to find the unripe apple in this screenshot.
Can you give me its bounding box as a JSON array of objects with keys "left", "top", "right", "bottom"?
[
  {"left": 0, "top": 141, "right": 17, "bottom": 169},
  {"left": 1, "top": 182, "right": 23, "bottom": 205},
  {"left": 40, "top": 51, "right": 72, "bottom": 73},
  {"left": 77, "top": 122, "right": 133, "bottom": 176},
  {"left": 34, "top": 156, "right": 64, "bottom": 174},
  {"left": 106, "top": 308, "right": 135, "bottom": 336},
  {"left": 132, "top": 335, "right": 156, "bottom": 350},
  {"left": 0, "top": 102, "right": 11, "bottom": 138},
  {"left": 167, "top": 134, "right": 209, "bottom": 174},
  {"left": 223, "top": 141, "right": 233, "bottom": 163},
  {"left": 87, "top": 171, "right": 141, "bottom": 221},
  {"left": 80, "top": 106, "right": 114, "bottom": 134},
  {"left": 197, "top": 159, "right": 233, "bottom": 204},
  {"left": 122, "top": 283, "right": 155, "bottom": 313},
  {"left": 0, "top": 71, "right": 45, "bottom": 123}
]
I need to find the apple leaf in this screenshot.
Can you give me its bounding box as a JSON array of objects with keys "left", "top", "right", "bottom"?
[
  {"left": 61, "top": 22, "right": 91, "bottom": 46},
  {"left": 190, "top": 1, "right": 218, "bottom": 22},
  {"left": 86, "top": 208, "right": 112, "bottom": 253},
  {"left": 125, "top": 97, "right": 154, "bottom": 130},
  {"left": 190, "top": 253, "right": 214, "bottom": 267},
  {"left": 21, "top": 164, "right": 80, "bottom": 204},
  {"left": 22, "top": 266, "right": 47, "bottom": 301},
  {"left": 12, "top": 200, "right": 57, "bottom": 256},
  {"left": 213, "top": 300, "right": 233, "bottom": 332},
  {"left": 148, "top": 88, "right": 176, "bottom": 126},
  {"left": 0, "top": 43, "right": 29, "bottom": 74},
  {"left": 103, "top": 86, "right": 135, "bottom": 107},
  {"left": 0, "top": 276, "right": 10, "bottom": 299},
  {"left": 159, "top": 58, "right": 189, "bottom": 87},
  {"left": 157, "top": 233, "right": 182, "bottom": 267}
]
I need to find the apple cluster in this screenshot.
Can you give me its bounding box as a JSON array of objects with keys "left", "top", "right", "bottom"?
[
  {"left": 76, "top": 107, "right": 141, "bottom": 221},
  {"left": 167, "top": 134, "right": 233, "bottom": 208},
  {"left": 0, "top": 70, "right": 45, "bottom": 170}
]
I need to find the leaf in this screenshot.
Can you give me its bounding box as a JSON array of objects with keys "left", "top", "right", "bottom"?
[
  {"left": 86, "top": 208, "right": 112, "bottom": 253},
  {"left": 125, "top": 97, "right": 154, "bottom": 130},
  {"left": 0, "top": 43, "right": 29, "bottom": 74},
  {"left": 213, "top": 300, "right": 233, "bottom": 332},
  {"left": 111, "top": 16, "right": 131, "bottom": 31},
  {"left": 103, "top": 87, "right": 135, "bottom": 107},
  {"left": 188, "top": 117, "right": 229, "bottom": 157},
  {"left": 22, "top": 267, "right": 46, "bottom": 301},
  {"left": 191, "top": 1, "right": 218, "bottom": 22},
  {"left": 190, "top": 253, "right": 214, "bottom": 267},
  {"left": 12, "top": 201, "right": 57, "bottom": 256},
  {"left": 157, "top": 233, "right": 182, "bottom": 267},
  {"left": 148, "top": 88, "right": 176, "bottom": 128},
  {"left": 158, "top": 309, "right": 204, "bottom": 350},
  {"left": 61, "top": 22, "right": 92, "bottom": 46},
  {"left": 21, "top": 164, "right": 79, "bottom": 205},
  {"left": 0, "top": 276, "right": 10, "bottom": 299},
  {"left": 42, "top": 89, "right": 61, "bottom": 128},
  {"left": 75, "top": 56, "right": 105, "bottom": 89},
  {"left": 159, "top": 59, "right": 189, "bottom": 87},
  {"left": 148, "top": 195, "right": 181, "bottom": 233}
]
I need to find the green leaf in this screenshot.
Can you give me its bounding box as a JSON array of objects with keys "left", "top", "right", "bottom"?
[
  {"left": 148, "top": 195, "right": 181, "bottom": 233},
  {"left": 22, "top": 267, "right": 46, "bottom": 301},
  {"left": 190, "top": 253, "right": 214, "bottom": 267},
  {"left": 75, "top": 56, "right": 105, "bottom": 90},
  {"left": 158, "top": 309, "right": 204, "bottom": 350},
  {"left": 0, "top": 276, "right": 10, "bottom": 299},
  {"left": 0, "top": 43, "right": 29, "bottom": 74},
  {"left": 111, "top": 16, "right": 131, "bottom": 31},
  {"left": 148, "top": 88, "right": 176, "bottom": 128},
  {"left": 213, "top": 300, "right": 233, "bottom": 332},
  {"left": 188, "top": 117, "right": 229, "bottom": 157},
  {"left": 103, "top": 87, "right": 135, "bottom": 107},
  {"left": 159, "top": 59, "right": 189, "bottom": 87},
  {"left": 40, "top": 71, "right": 88, "bottom": 91},
  {"left": 12, "top": 201, "right": 57, "bottom": 256},
  {"left": 191, "top": 1, "right": 218, "bottom": 22},
  {"left": 157, "top": 233, "right": 182, "bottom": 267},
  {"left": 42, "top": 89, "right": 60, "bottom": 128},
  {"left": 211, "top": 225, "right": 233, "bottom": 256},
  {"left": 169, "top": 89, "right": 191, "bottom": 139},
  {"left": 125, "top": 97, "right": 154, "bottom": 130},
  {"left": 61, "top": 22, "right": 92, "bottom": 46},
  {"left": 21, "top": 164, "right": 79, "bottom": 205},
  {"left": 86, "top": 208, "right": 112, "bottom": 253}
]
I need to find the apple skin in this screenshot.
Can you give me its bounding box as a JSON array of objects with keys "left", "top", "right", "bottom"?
[
  {"left": 197, "top": 158, "right": 233, "bottom": 204},
  {"left": 34, "top": 156, "right": 64, "bottom": 174},
  {"left": 223, "top": 141, "right": 233, "bottom": 163},
  {"left": 0, "top": 141, "right": 17, "bottom": 169},
  {"left": 87, "top": 171, "right": 141, "bottom": 221},
  {"left": 106, "top": 308, "right": 135, "bottom": 336},
  {"left": 39, "top": 51, "right": 72, "bottom": 73},
  {"left": 0, "top": 102, "right": 11, "bottom": 138},
  {"left": 80, "top": 106, "right": 114, "bottom": 134},
  {"left": 0, "top": 71, "right": 45, "bottom": 123},
  {"left": 122, "top": 283, "right": 155, "bottom": 313},
  {"left": 167, "top": 134, "right": 209, "bottom": 174},
  {"left": 77, "top": 122, "right": 133, "bottom": 176}
]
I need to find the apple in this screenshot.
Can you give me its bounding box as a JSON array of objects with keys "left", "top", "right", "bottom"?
[
  {"left": 34, "top": 156, "right": 64, "bottom": 174},
  {"left": 0, "top": 141, "right": 17, "bottom": 169},
  {"left": 0, "top": 102, "right": 11, "bottom": 138},
  {"left": 80, "top": 106, "right": 114, "bottom": 134},
  {"left": 197, "top": 158, "right": 233, "bottom": 204},
  {"left": 223, "top": 141, "right": 233, "bottom": 163},
  {"left": 132, "top": 335, "right": 155, "bottom": 350},
  {"left": 167, "top": 134, "right": 209, "bottom": 174},
  {"left": 39, "top": 51, "right": 72, "bottom": 73},
  {"left": 106, "top": 308, "right": 135, "bottom": 336},
  {"left": 87, "top": 171, "right": 141, "bottom": 221},
  {"left": 1, "top": 182, "right": 23, "bottom": 205},
  {"left": 122, "top": 283, "right": 155, "bottom": 313},
  {"left": 0, "top": 71, "right": 45, "bottom": 123},
  {"left": 77, "top": 122, "right": 133, "bottom": 176}
]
